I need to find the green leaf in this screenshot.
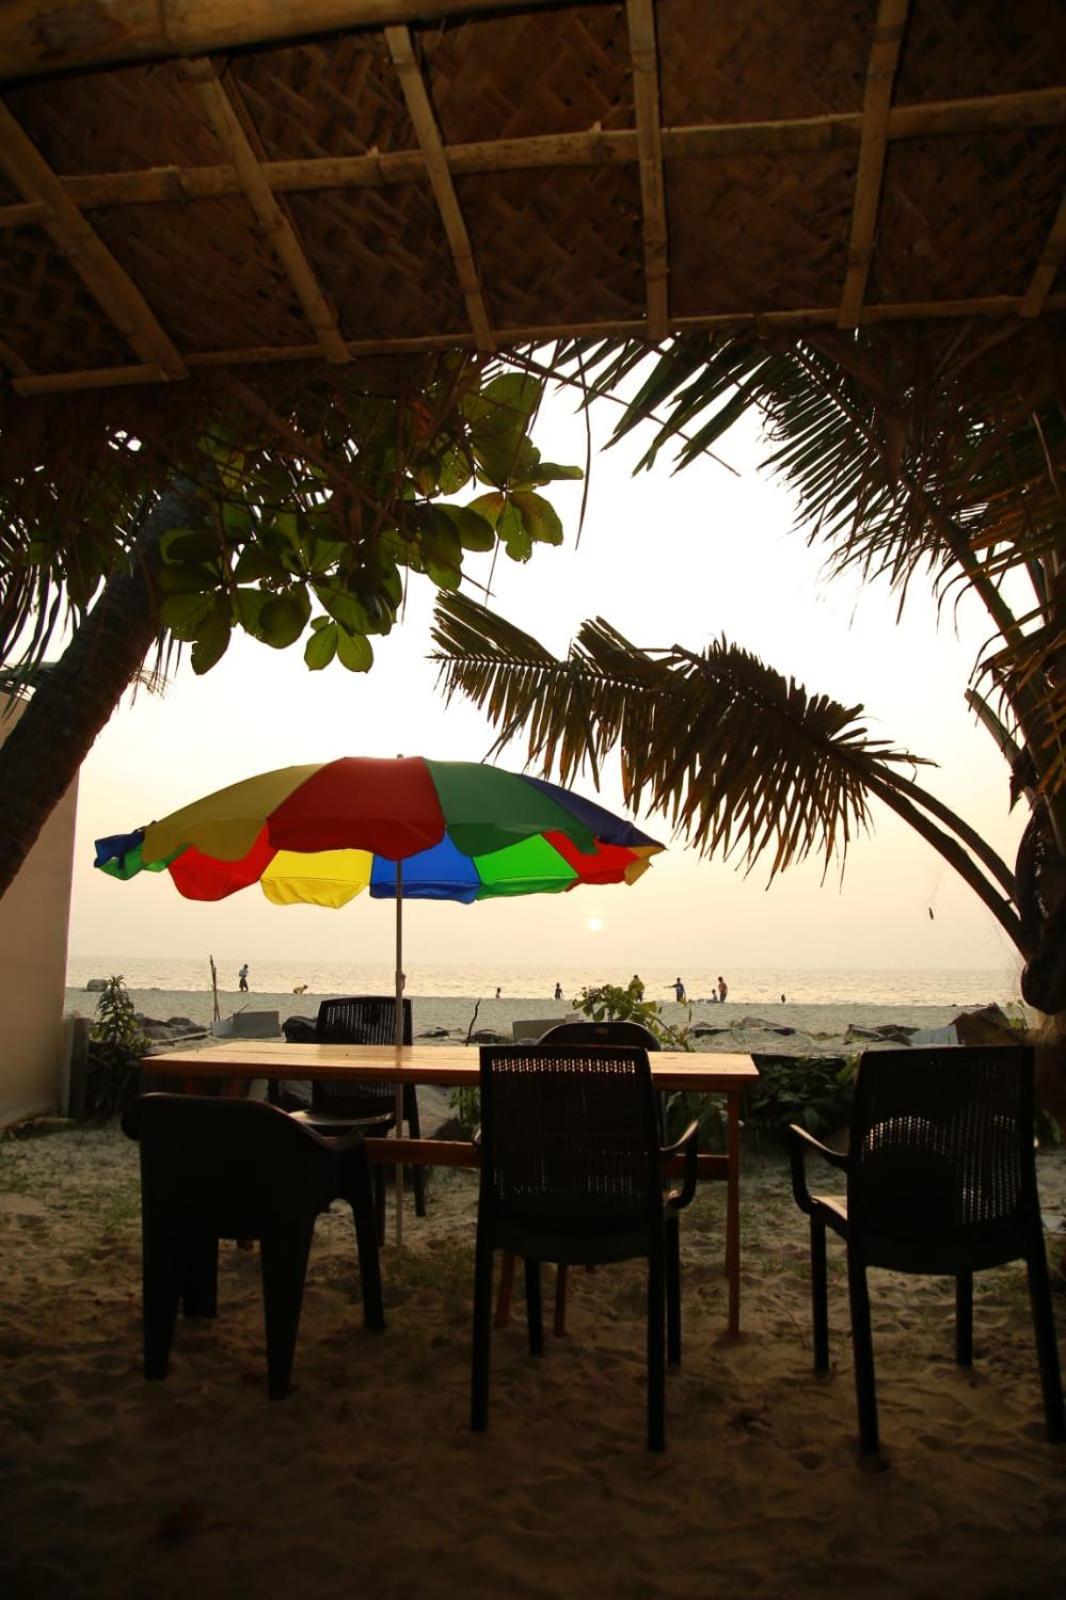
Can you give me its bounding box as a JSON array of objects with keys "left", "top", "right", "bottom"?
[
  {"left": 336, "top": 630, "right": 374, "bottom": 672},
  {"left": 466, "top": 490, "right": 506, "bottom": 528},
  {"left": 498, "top": 502, "right": 532, "bottom": 561},
  {"left": 189, "top": 597, "right": 232, "bottom": 675},
  {"left": 258, "top": 589, "right": 311, "bottom": 649},
  {"left": 159, "top": 527, "right": 219, "bottom": 563},
  {"left": 512, "top": 490, "right": 563, "bottom": 546},
  {"left": 520, "top": 461, "right": 585, "bottom": 486},
  {"left": 305, "top": 622, "right": 338, "bottom": 670},
  {"left": 438, "top": 504, "right": 496, "bottom": 552},
  {"left": 233, "top": 546, "right": 283, "bottom": 583},
  {"left": 232, "top": 587, "right": 269, "bottom": 637},
  {"left": 159, "top": 591, "right": 215, "bottom": 641},
  {"left": 157, "top": 562, "right": 214, "bottom": 595},
  {"left": 313, "top": 582, "right": 373, "bottom": 635}
]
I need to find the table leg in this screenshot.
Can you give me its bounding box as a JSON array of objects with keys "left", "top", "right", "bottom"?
[{"left": 726, "top": 1091, "right": 741, "bottom": 1335}]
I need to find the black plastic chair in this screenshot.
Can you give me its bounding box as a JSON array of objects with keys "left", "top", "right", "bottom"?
[
  {"left": 532, "top": 1020, "right": 663, "bottom": 1333},
  {"left": 290, "top": 996, "right": 426, "bottom": 1239},
  {"left": 121, "top": 1093, "right": 385, "bottom": 1399},
  {"left": 471, "top": 1044, "right": 699, "bottom": 1451},
  {"left": 789, "top": 1045, "right": 1065, "bottom": 1457}
]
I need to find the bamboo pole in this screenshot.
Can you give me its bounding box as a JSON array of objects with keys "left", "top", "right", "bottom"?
[
  {"left": 0, "top": 102, "right": 186, "bottom": 379},
  {"left": 0, "top": 88, "right": 1057, "bottom": 221},
  {"left": 394, "top": 857, "right": 405, "bottom": 1247},
  {"left": 838, "top": 0, "right": 911, "bottom": 329},
  {"left": 184, "top": 59, "right": 349, "bottom": 364},
  {"left": 385, "top": 25, "right": 495, "bottom": 352},
  {"left": 0, "top": 0, "right": 570, "bottom": 81},
  {"left": 11, "top": 291, "right": 1066, "bottom": 395},
  {"left": 626, "top": 0, "right": 669, "bottom": 340},
  {"left": 1020, "top": 193, "right": 1066, "bottom": 319}
]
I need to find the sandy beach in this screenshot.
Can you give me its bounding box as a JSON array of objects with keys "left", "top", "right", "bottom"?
[
  {"left": 0, "top": 1117, "right": 1063, "bottom": 1599},
  {"left": 64, "top": 988, "right": 997, "bottom": 1059}
]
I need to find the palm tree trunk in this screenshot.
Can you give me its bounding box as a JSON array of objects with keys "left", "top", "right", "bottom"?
[{"left": 0, "top": 486, "right": 197, "bottom": 899}]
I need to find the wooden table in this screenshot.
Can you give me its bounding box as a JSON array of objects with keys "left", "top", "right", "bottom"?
[{"left": 141, "top": 1041, "right": 759, "bottom": 1335}]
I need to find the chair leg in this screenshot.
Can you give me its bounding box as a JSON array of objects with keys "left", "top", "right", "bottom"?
[
  {"left": 846, "top": 1246, "right": 879, "bottom": 1457},
  {"left": 406, "top": 1088, "right": 427, "bottom": 1218},
  {"left": 348, "top": 1194, "right": 385, "bottom": 1334},
  {"left": 495, "top": 1252, "right": 516, "bottom": 1327},
  {"left": 647, "top": 1243, "right": 666, "bottom": 1452},
  {"left": 525, "top": 1258, "right": 544, "bottom": 1356},
  {"left": 471, "top": 1231, "right": 494, "bottom": 1432},
  {"left": 141, "top": 1220, "right": 182, "bottom": 1382},
  {"left": 1026, "top": 1240, "right": 1066, "bottom": 1443},
  {"left": 666, "top": 1216, "right": 682, "bottom": 1367},
  {"left": 955, "top": 1271, "right": 973, "bottom": 1366},
  {"left": 374, "top": 1165, "right": 386, "bottom": 1248},
  {"left": 180, "top": 1233, "right": 219, "bottom": 1318},
  {"left": 259, "top": 1222, "right": 315, "bottom": 1400},
  {"left": 810, "top": 1217, "right": 830, "bottom": 1373},
  {"left": 553, "top": 1264, "right": 569, "bottom": 1337}
]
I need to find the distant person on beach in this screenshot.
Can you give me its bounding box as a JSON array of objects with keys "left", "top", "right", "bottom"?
[
  {"left": 495, "top": 986, "right": 502, "bottom": 1000},
  {"left": 554, "top": 982, "right": 563, "bottom": 1000},
  {"left": 717, "top": 975, "right": 728, "bottom": 1004},
  {"left": 629, "top": 974, "right": 645, "bottom": 1000},
  {"left": 238, "top": 963, "right": 249, "bottom": 992},
  {"left": 780, "top": 993, "right": 787, "bottom": 1004},
  {"left": 293, "top": 983, "right": 308, "bottom": 995},
  {"left": 670, "top": 977, "right": 686, "bottom": 1003}
]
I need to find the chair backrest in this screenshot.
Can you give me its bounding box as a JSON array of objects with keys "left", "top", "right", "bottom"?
[
  {"left": 847, "top": 1045, "right": 1038, "bottom": 1271},
  {"left": 538, "top": 1019, "right": 661, "bottom": 1051},
  {"left": 478, "top": 1045, "right": 663, "bottom": 1246},
  {"left": 121, "top": 1093, "right": 333, "bottom": 1235},
  {"left": 313, "top": 995, "right": 412, "bottom": 1111}
]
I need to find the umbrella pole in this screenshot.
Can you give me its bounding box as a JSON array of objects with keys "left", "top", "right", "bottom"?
[{"left": 394, "top": 860, "right": 404, "bottom": 1247}]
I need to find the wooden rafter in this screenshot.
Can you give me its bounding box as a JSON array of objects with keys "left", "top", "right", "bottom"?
[
  {"left": 0, "top": 338, "right": 31, "bottom": 377},
  {"left": 626, "top": 0, "right": 668, "bottom": 340},
  {"left": 1020, "top": 194, "right": 1066, "bottom": 319},
  {"left": 183, "top": 59, "right": 349, "bottom": 364},
  {"left": 0, "top": 87, "right": 1059, "bottom": 223},
  {"left": 0, "top": 1, "right": 572, "bottom": 82},
  {"left": 385, "top": 24, "right": 494, "bottom": 352},
  {"left": 838, "top": 0, "right": 911, "bottom": 329},
  {"left": 0, "top": 100, "right": 186, "bottom": 379},
  {"left": 12, "top": 290, "right": 1065, "bottom": 395}
]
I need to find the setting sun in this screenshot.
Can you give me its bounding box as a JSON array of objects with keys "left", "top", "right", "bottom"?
[{"left": 585, "top": 916, "right": 604, "bottom": 933}]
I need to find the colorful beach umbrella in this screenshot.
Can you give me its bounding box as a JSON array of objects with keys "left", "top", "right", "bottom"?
[{"left": 95, "top": 756, "right": 664, "bottom": 1233}]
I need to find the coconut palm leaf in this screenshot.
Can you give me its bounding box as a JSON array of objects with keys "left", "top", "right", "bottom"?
[{"left": 433, "top": 590, "right": 1024, "bottom": 946}]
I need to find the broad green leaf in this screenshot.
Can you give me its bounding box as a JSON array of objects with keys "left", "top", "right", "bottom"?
[
  {"left": 189, "top": 597, "right": 232, "bottom": 675},
  {"left": 159, "top": 591, "right": 215, "bottom": 640},
  {"left": 467, "top": 490, "right": 506, "bottom": 528},
  {"left": 336, "top": 630, "right": 374, "bottom": 672},
  {"left": 519, "top": 461, "right": 585, "bottom": 486},
  {"left": 439, "top": 504, "right": 496, "bottom": 552},
  {"left": 498, "top": 502, "right": 532, "bottom": 561},
  {"left": 232, "top": 587, "right": 269, "bottom": 637},
  {"left": 313, "top": 582, "right": 372, "bottom": 635},
  {"left": 259, "top": 589, "right": 312, "bottom": 649},
  {"left": 233, "top": 546, "right": 283, "bottom": 584},
  {"left": 512, "top": 490, "right": 563, "bottom": 546},
  {"left": 305, "top": 623, "right": 338, "bottom": 670},
  {"left": 157, "top": 562, "right": 213, "bottom": 595},
  {"left": 159, "top": 527, "right": 219, "bottom": 564}
]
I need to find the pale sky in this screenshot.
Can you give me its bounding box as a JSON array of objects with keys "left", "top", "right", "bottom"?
[{"left": 67, "top": 385, "right": 1026, "bottom": 979}]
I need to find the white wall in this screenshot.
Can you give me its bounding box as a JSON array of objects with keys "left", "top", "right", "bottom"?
[{"left": 0, "top": 694, "right": 78, "bottom": 1126}]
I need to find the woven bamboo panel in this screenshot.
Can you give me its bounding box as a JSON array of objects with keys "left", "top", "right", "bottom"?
[
  {"left": 656, "top": 0, "right": 876, "bottom": 124},
  {"left": 894, "top": 0, "right": 1066, "bottom": 104},
  {"left": 425, "top": 4, "right": 634, "bottom": 141},
  {"left": 0, "top": 0, "right": 1061, "bottom": 393},
  {"left": 872, "top": 129, "right": 1065, "bottom": 305}
]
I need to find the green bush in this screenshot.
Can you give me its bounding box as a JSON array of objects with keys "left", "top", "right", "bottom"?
[
  {"left": 85, "top": 975, "right": 146, "bottom": 1119},
  {"left": 745, "top": 1054, "right": 858, "bottom": 1146}
]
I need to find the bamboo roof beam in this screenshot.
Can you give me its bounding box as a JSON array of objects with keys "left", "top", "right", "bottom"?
[
  {"left": 0, "top": 87, "right": 1059, "bottom": 222},
  {"left": 0, "top": 100, "right": 186, "bottom": 379},
  {"left": 384, "top": 25, "right": 495, "bottom": 353},
  {"left": 626, "top": 0, "right": 669, "bottom": 340},
  {"left": 1020, "top": 194, "right": 1066, "bottom": 319},
  {"left": 14, "top": 290, "right": 1066, "bottom": 395},
  {"left": 838, "top": 0, "right": 911, "bottom": 329},
  {"left": 0, "top": 1, "right": 573, "bottom": 83},
  {"left": 183, "top": 59, "right": 349, "bottom": 364}
]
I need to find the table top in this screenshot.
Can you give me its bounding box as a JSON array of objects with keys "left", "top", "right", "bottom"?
[{"left": 142, "top": 1040, "right": 759, "bottom": 1094}]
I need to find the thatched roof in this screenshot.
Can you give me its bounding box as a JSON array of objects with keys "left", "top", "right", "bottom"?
[{"left": 0, "top": 1, "right": 1063, "bottom": 399}]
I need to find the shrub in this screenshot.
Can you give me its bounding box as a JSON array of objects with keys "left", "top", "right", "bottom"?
[
  {"left": 745, "top": 1053, "right": 858, "bottom": 1146},
  {"left": 85, "top": 975, "right": 146, "bottom": 1119}
]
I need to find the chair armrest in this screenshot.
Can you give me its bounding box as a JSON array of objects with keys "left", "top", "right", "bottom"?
[
  {"left": 317, "top": 1128, "right": 369, "bottom": 1156},
  {"left": 662, "top": 1119, "right": 699, "bottom": 1212},
  {"left": 788, "top": 1123, "right": 847, "bottom": 1215}
]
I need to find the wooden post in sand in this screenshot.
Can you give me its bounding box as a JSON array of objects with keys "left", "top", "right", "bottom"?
[{"left": 394, "top": 859, "right": 405, "bottom": 1246}]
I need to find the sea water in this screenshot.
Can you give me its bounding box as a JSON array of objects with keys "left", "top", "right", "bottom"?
[{"left": 65, "top": 955, "right": 1021, "bottom": 1009}]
